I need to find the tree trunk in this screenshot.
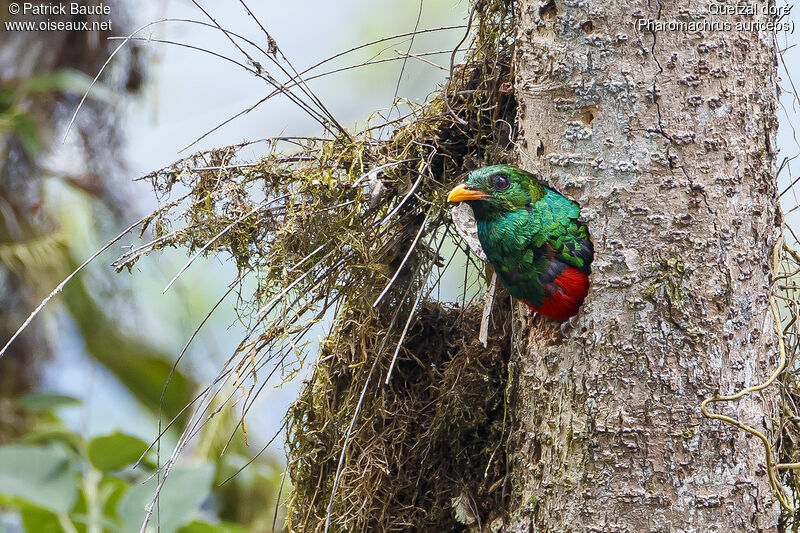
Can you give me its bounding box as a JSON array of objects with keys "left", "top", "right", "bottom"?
[{"left": 508, "top": 0, "right": 781, "bottom": 530}]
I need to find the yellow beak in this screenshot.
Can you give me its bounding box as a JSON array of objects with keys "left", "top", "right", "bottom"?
[{"left": 447, "top": 183, "right": 489, "bottom": 202}]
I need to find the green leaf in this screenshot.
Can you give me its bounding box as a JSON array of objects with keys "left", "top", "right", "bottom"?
[
  {"left": 19, "top": 425, "right": 85, "bottom": 455},
  {"left": 0, "top": 445, "right": 78, "bottom": 513},
  {"left": 102, "top": 476, "right": 129, "bottom": 519},
  {"left": 177, "top": 521, "right": 250, "bottom": 533},
  {"left": 16, "top": 393, "right": 81, "bottom": 412},
  {"left": 67, "top": 511, "right": 122, "bottom": 533},
  {"left": 87, "top": 432, "right": 149, "bottom": 473},
  {"left": 117, "top": 464, "right": 215, "bottom": 533},
  {"left": 0, "top": 85, "right": 14, "bottom": 111},
  {"left": 19, "top": 507, "right": 64, "bottom": 533}
]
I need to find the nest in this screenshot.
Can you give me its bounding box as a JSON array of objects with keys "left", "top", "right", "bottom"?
[{"left": 287, "top": 300, "right": 513, "bottom": 532}]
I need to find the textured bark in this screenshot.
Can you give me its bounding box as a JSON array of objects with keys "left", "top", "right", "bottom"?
[{"left": 508, "top": 0, "right": 780, "bottom": 531}]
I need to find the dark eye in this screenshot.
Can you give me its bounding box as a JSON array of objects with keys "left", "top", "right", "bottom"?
[{"left": 489, "top": 174, "right": 510, "bottom": 190}]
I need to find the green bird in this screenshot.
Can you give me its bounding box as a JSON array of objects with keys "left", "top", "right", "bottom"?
[{"left": 447, "top": 164, "right": 593, "bottom": 322}]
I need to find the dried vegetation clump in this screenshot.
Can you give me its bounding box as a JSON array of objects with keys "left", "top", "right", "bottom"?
[
  {"left": 113, "top": 1, "right": 519, "bottom": 531},
  {"left": 288, "top": 301, "right": 512, "bottom": 532}
]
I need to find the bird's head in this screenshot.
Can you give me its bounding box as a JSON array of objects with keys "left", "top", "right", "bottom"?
[{"left": 447, "top": 164, "right": 545, "bottom": 220}]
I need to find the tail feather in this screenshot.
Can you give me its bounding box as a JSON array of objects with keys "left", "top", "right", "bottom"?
[{"left": 523, "top": 267, "right": 589, "bottom": 322}]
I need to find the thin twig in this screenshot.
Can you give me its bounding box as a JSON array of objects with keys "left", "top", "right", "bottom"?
[
  {"left": 0, "top": 217, "right": 145, "bottom": 359},
  {"left": 372, "top": 212, "right": 429, "bottom": 308},
  {"left": 443, "top": 3, "right": 477, "bottom": 126},
  {"left": 395, "top": 49, "right": 448, "bottom": 71},
  {"left": 65, "top": 19, "right": 170, "bottom": 141}
]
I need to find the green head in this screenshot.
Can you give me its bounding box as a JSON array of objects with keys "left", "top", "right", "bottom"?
[{"left": 447, "top": 164, "right": 545, "bottom": 221}]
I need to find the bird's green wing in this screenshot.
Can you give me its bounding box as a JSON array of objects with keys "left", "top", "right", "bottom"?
[{"left": 536, "top": 189, "right": 593, "bottom": 273}]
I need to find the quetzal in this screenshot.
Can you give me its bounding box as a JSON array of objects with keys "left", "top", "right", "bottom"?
[{"left": 447, "top": 165, "right": 593, "bottom": 322}]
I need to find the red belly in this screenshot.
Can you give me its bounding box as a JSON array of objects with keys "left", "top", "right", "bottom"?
[{"left": 522, "top": 267, "right": 590, "bottom": 322}]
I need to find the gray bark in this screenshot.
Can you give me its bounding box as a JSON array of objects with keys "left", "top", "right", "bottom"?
[{"left": 508, "top": 0, "right": 781, "bottom": 531}]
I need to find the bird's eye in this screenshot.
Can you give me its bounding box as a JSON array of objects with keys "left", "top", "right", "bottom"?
[{"left": 489, "top": 174, "right": 510, "bottom": 190}]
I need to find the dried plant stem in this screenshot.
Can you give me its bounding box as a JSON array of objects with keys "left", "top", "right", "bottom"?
[{"left": 0, "top": 217, "right": 145, "bottom": 360}]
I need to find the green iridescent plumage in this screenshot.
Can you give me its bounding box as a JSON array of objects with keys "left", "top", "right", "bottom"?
[{"left": 448, "top": 165, "right": 593, "bottom": 320}]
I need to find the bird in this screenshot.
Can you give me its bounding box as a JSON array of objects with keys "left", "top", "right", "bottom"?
[{"left": 447, "top": 164, "right": 593, "bottom": 323}]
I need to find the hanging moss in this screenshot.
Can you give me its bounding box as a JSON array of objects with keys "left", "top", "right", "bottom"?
[{"left": 120, "top": 1, "right": 520, "bottom": 531}]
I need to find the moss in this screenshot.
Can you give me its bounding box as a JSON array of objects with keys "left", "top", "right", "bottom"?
[
  {"left": 122, "top": 1, "right": 520, "bottom": 531},
  {"left": 286, "top": 302, "right": 512, "bottom": 532}
]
